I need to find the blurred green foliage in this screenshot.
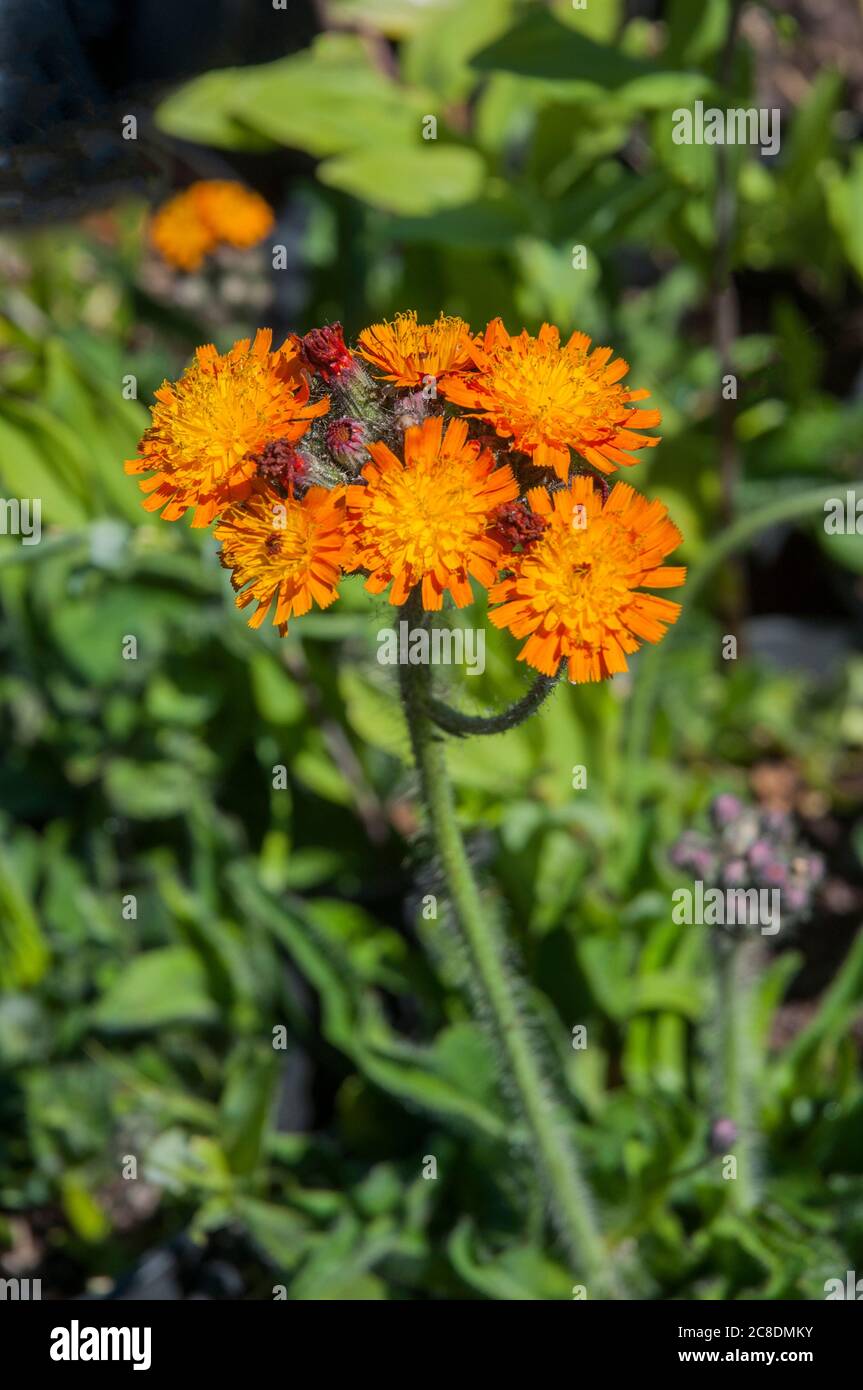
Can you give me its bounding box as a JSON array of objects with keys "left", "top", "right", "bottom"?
[{"left": 1, "top": 0, "right": 862, "bottom": 1298}]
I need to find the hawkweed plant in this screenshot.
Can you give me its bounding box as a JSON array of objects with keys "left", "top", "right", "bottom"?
[
  {"left": 125, "top": 311, "right": 686, "bottom": 1298},
  {"left": 671, "top": 796, "right": 824, "bottom": 1213}
]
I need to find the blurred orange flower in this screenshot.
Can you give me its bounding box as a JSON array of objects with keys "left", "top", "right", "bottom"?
[
  {"left": 191, "top": 180, "right": 274, "bottom": 249},
  {"left": 149, "top": 191, "right": 216, "bottom": 272},
  {"left": 149, "top": 180, "right": 274, "bottom": 270}
]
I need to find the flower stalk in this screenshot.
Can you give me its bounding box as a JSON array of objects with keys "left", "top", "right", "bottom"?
[
  {"left": 399, "top": 595, "right": 618, "bottom": 1295},
  {"left": 427, "top": 669, "right": 562, "bottom": 737}
]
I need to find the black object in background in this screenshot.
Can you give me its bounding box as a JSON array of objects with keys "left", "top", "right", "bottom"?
[{"left": 0, "top": 0, "right": 320, "bottom": 224}]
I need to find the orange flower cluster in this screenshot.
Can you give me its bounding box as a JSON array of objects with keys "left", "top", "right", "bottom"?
[
  {"left": 149, "top": 181, "right": 274, "bottom": 271},
  {"left": 127, "top": 313, "right": 683, "bottom": 681}
]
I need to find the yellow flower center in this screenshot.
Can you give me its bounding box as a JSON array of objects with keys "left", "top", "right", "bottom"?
[
  {"left": 526, "top": 511, "right": 638, "bottom": 634},
  {"left": 165, "top": 359, "right": 290, "bottom": 479},
  {"left": 241, "top": 504, "right": 317, "bottom": 581},
  {"left": 486, "top": 342, "right": 628, "bottom": 450},
  {"left": 363, "top": 457, "right": 490, "bottom": 573}
]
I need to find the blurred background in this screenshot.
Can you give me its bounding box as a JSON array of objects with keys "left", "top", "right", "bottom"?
[{"left": 0, "top": 0, "right": 862, "bottom": 1300}]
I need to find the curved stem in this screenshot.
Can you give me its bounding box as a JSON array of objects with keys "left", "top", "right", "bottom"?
[
  {"left": 399, "top": 611, "right": 618, "bottom": 1295},
  {"left": 428, "top": 669, "right": 562, "bottom": 737}
]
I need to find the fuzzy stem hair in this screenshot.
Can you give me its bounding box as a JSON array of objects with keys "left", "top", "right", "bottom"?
[{"left": 398, "top": 591, "right": 620, "bottom": 1295}]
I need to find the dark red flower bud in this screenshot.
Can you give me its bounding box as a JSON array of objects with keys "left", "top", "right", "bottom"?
[
  {"left": 490, "top": 501, "right": 548, "bottom": 552},
  {"left": 299, "top": 322, "right": 354, "bottom": 383},
  {"left": 249, "top": 438, "right": 309, "bottom": 494}
]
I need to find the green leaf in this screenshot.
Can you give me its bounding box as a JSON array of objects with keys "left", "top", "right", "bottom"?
[
  {"left": 228, "top": 36, "right": 427, "bottom": 158},
  {"left": 551, "top": 0, "right": 622, "bottom": 43},
  {"left": 92, "top": 946, "right": 219, "bottom": 1031},
  {"left": 230, "top": 864, "right": 357, "bottom": 1050},
  {"left": 285, "top": 1211, "right": 395, "bottom": 1299},
  {"left": 48, "top": 584, "right": 191, "bottom": 685},
  {"left": 60, "top": 1173, "right": 110, "bottom": 1242},
  {"left": 156, "top": 69, "right": 278, "bottom": 150},
  {"left": 614, "top": 70, "right": 715, "bottom": 112},
  {"left": 359, "top": 1035, "right": 508, "bottom": 1142},
  {"left": 318, "top": 145, "right": 486, "bottom": 216},
  {"left": 230, "top": 866, "right": 509, "bottom": 1143},
  {"left": 352, "top": 1163, "right": 403, "bottom": 1218},
  {"left": 471, "top": 10, "right": 710, "bottom": 108},
  {"left": 446, "top": 721, "right": 536, "bottom": 793},
  {"left": 146, "top": 674, "right": 219, "bottom": 727},
  {"left": 219, "top": 1041, "right": 279, "bottom": 1176},
  {"left": 0, "top": 412, "right": 88, "bottom": 528},
  {"left": 427, "top": 1022, "right": 501, "bottom": 1113},
  {"left": 144, "top": 1130, "right": 232, "bottom": 1195},
  {"left": 0, "top": 840, "right": 50, "bottom": 989},
  {"left": 473, "top": 11, "right": 650, "bottom": 83},
  {"left": 403, "top": 0, "right": 512, "bottom": 102},
  {"left": 663, "top": 0, "right": 729, "bottom": 67},
  {"left": 328, "top": 0, "right": 453, "bottom": 39},
  {"left": 292, "top": 743, "right": 354, "bottom": 806},
  {"left": 630, "top": 972, "right": 706, "bottom": 1020},
  {"left": 339, "top": 667, "right": 405, "bottom": 759},
  {"left": 0, "top": 994, "right": 48, "bottom": 1064},
  {"left": 449, "top": 1221, "right": 572, "bottom": 1299},
  {"left": 651, "top": 1012, "right": 687, "bottom": 1093},
  {"left": 250, "top": 652, "right": 306, "bottom": 726},
  {"left": 105, "top": 759, "right": 201, "bottom": 820},
  {"left": 781, "top": 70, "right": 842, "bottom": 193},
  {"left": 781, "top": 930, "right": 863, "bottom": 1077},
  {"left": 39, "top": 340, "right": 147, "bottom": 523},
  {"left": 513, "top": 235, "right": 600, "bottom": 326},
  {"left": 824, "top": 149, "right": 863, "bottom": 283},
  {"left": 236, "top": 1198, "right": 313, "bottom": 1271}
]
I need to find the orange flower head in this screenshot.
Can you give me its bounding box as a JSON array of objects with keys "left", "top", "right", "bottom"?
[
  {"left": 346, "top": 415, "right": 518, "bottom": 610},
  {"left": 489, "top": 476, "right": 685, "bottom": 684},
  {"left": 441, "top": 319, "right": 661, "bottom": 480},
  {"left": 191, "top": 180, "right": 274, "bottom": 249},
  {"left": 149, "top": 191, "right": 216, "bottom": 272},
  {"left": 149, "top": 181, "right": 274, "bottom": 269},
  {"left": 125, "top": 329, "right": 329, "bottom": 527},
  {"left": 216, "top": 484, "right": 349, "bottom": 634},
  {"left": 356, "top": 311, "right": 478, "bottom": 389}
]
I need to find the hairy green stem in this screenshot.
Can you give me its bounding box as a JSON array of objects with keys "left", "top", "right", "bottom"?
[
  {"left": 399, "top": 610, "right": 617, "bottom": 1294},
  {"left": 713, "top": 935, "right": 761, "bottom": 1212},
  {"left": 428, "top": 670, "right": 562, "bottom": 737}
]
